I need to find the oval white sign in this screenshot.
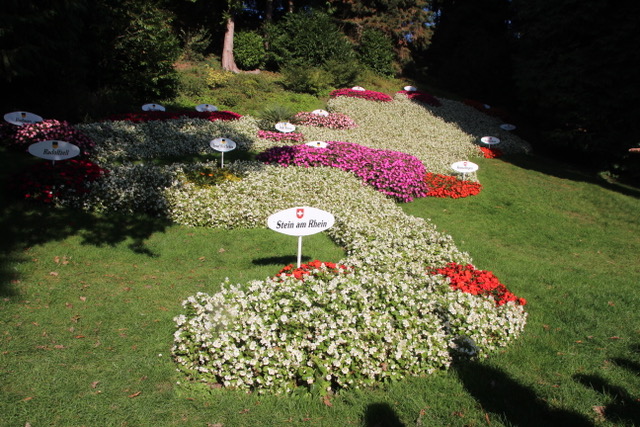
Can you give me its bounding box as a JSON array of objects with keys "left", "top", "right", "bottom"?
[
  {"left": 481, "top": 136, "right": 501, "bottom": 145},
  {"left": 275, "top": 122, "right": 296, "bottom": 133},
  {"left": 351, "top": 86, "right": 366, "bottom": 91},
  {"left": 196, "top": 104, "right": 218, "bottom": 112},
  {"left": 142, "top": 103, "right": 165, "bottom": 112},
  {"left": 500, "top": 123, "right": 516, "bottom": 131},
  {"left": 451, "top": 161, "right": 479, "bottom": 173},
  {"left": 4, "top": 111, "right": 43, "bottom": 126},
  {"left": 403, "top": 85, "right": 417, "bottom": 92},
  {"left": 311, "top": 109, "right": 329, "bottom": 117},
  {"left": 268, "top": 206, "right": 335, "bottom": 237},
  {"left": 209, "top": 137, "right": 237, "bottom": 152},
  {"left": 28, "top": 140, "right": 80, "bottom": 161},
  {"left": 305, "top": 141, "right": 328, "bottom": 148}
]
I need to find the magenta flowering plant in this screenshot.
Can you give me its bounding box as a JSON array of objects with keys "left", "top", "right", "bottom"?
[
  {"left": 7, "top": 159, "right": 108, "bottom": 204},
  {"left": 292, "top": 112, "right": 358, "bottom": 130},
  {"left": 329, "top": 88, "right": 393, "bottom": 102},
  {"left": 256, "top": 130, "right": 305, "bottom": 143},
  {"left": 4, "top": 119, "right": 96, "bottom": 156},
  {"left": 396, "top": 90, "right": 442, "bottom": 107},
  {"left": 106, "top": 110, "right": 242, "bottom": 123},
  {"left": 257, "top": 141, "right": 428, "bottom": 202}
]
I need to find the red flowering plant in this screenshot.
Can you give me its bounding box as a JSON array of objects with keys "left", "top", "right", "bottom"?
[
  {"left": 273, "top": 260, "right": 353, "bottom": 282},
  {"left": 396, "top": 90, "right": 442, "bottom": 107},
  {"left": 424, "top": 173, "right": 482, "bottom": 198},
  {"left": 329, "top": 88, "right": 393, "bottom": 102},
  {"left": 429, "top": 262, "right": 526, "bottom": 307},
  {"left": 479, "top": 146, "right": 503, "bottom": 159},
  {"left": 106, "top": 110, "right": 242, "bottom": 123},
  {"left": 462, "top": 99, "right": 512, "bottom": 122},
  {"left": 7, "top": 159, "right": 108, "bottom": 204},
  {"left": 4, "top": 119, "right": 96, "bottom": 156}
]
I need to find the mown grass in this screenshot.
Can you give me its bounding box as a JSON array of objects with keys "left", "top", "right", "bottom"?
[{"left": 2, "top": 133, "right": 640, "bottom": 424}]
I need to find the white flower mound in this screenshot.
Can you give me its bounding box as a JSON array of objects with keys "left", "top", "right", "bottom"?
[{"left": 167, "top": 165, "right": 527, "bottom": 394}]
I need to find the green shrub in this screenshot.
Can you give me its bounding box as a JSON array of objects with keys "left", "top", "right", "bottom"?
[
  {"left": 178, "top": 27, "right": 212, "bottom": 62},
  {"left": 280, "top": 65, "right": 333, "bottom": 96},
  {"left": 267, "top": 10, "right": 356, "bottom": 69},
  {"left": 323, "top": 59, "right": 362, "bottom": 88},
  {"left": 358, "top": 29, "right": 396, "bottom": 76},
  {"left": 234, "top": 31, "right": 266, "bottom": 70}
]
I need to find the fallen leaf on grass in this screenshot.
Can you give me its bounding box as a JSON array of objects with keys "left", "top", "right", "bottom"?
[
  {"left": 128, "top": 391, "right": 141, "bottom": 398},
  {"left": 609, "top": 336, "right": 621, "bottom": 340},
  {"left": 238, "top": 409, "right": 250, "bottom": 414},
  {"left": 592, "top": 405, "right": 606, "bottom": 422},
  {"left": 49, "top": 272, "right": 59, "bottom": 276},
  {"left": 79, "top": 296, "right": 86, "bottom": 302},
  {"left": 22, "top": 396, "right": 34, "bottom": 402},
  {"left": 322, "top": 394, "right": 333, "bottom": 407},
  {"left": 91, "top": 381, "right": 100, "bottom": 389},
  {"left": 207, "top": 424, "right": 224, "bottom": 427}
]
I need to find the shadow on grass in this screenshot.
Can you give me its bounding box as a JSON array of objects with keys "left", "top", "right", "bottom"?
[
  {"left": 362, "top": 402, "right": 405, "bottom": 427},
  {"left": 0, "top": 202, "right": 170, "bottom": 296},
  {"left": 455, "top": 361, "right": 593, "bottom": 426},
  {"left": 252, "top": 255, "right": 311, "bottom": 266}
]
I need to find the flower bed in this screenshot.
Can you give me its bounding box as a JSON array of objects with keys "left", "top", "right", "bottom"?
[
  {"left": 106, "top": 110, "right": 242, "bottom": 123},
  {"left": 292, "top": 112, "right": 358, "bottom": 130},
  {"left": 256, "top": 141, "right": 428, "bottom": 202},
  {"left": 429, "top": 262, "right": 527, "bottom": 307},
  {"left": 424, "top": 173, "right": 482, "bottom": 198},
  {"left": 479, "top": 146, "right": 503, "bottom": 158},
  {"left": 329, "top": 88, "right": 392, "bottom": 102},
  {"left": 257, "top": 129, "right": 305, "bottom": 143},
  {"left": 274, "top": 260, "right": 352, "bottom": 281},
  {"left": 3, "top": 119, "right": 96, "bottom": 156},
  {"left": 395, "top": 90, "right": 442, "bottom": 107},
  {"left": 7, "top": 159, "right": 108, "bottom": 204}
]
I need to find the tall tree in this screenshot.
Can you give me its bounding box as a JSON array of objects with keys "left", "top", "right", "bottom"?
[
  {"left": 425, "top": 0, "right": 514, "bottom": 104},
  {"left": 327, "top": 0, "right": 434, "bottom": 64},
  {"left": 511, "top": 0, "right": 640, "bottom": 175}
]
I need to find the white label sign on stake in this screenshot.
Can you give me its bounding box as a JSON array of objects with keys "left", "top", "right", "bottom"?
[
  {"left": 500, "top": 123, "right": 516, "bottom": 131},
  {"left": 305, "top": 141, "right": 328, "bottom": 148},
  {"left": 28, "top": 140, "right": 80, "bottom": 163},
  {"left": 267, "top": 206, "right": 335, "bottom": 267},
  {"left": 142, "top": 103, "right": 165, "bottom": 111},
  {"left": 196, "top": 104, "right": 218, "bottom": 112},
  {"left": 209, "top": 137, "right": 237, "bottom": 168},
  {"left": 311, "top": 109, "right": 329, "bottom": 116},
  {"left": 403, "top": 85, "right": 417, "bottom": 92},
  {"left": 275, "top": 122, "right": 296, "bottom": 133},
  {"left": 451, "top": 160, "right": 479, "bottom": 180},
  {"left": 481, "top": 136, "right": 501, "bottom": 145},
  {"left": 4, "top": 111, "right": 43, "bottom": 126},
  {"left": 351, "top": 86, "right": 365, "bottom": 91}
]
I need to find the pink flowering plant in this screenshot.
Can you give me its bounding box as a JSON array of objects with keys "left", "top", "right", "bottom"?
[
  {"left": 292, "top": 112, "right": 358, "bottom": 130},
  {"left": 329, "top": 88, "right": 393, "bottom": 102},
  {"left": 256, "top": 129, "right": 305, "bottom": 143},
  {"left": 3, "top": 119, "right": 96, "bottom": 156},
  {"left": 257, "top": 141, "right": 428, "bottom": 202},
  {"left": 106, "top": 110, "right": 242, "bottom": 123}
]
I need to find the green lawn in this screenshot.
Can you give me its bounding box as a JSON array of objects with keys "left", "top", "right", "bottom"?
[{"left": 2, "top": 148, "right": 640, "bottom": 424}]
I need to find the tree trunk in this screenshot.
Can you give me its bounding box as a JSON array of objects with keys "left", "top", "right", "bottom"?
[
  {"left": 288, "top": 0, "right": 294, "bottom": 13},
  {"left": 222, "top": 15, "right": 240, "bottom": 73},
  {"left": 265, "top": 0, "right": 273, "bottom": 22}
]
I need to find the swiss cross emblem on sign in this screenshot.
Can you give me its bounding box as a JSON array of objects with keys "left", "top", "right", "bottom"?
[{"left": 296, "top": 208, "right": 304, "bottom": 219}]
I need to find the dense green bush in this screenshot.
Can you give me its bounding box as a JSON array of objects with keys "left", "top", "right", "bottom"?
[
  {"left": 267, "top": 10, "right": 356, "bottom": 69},
  {"left": 358, "top": 29, "right": 396, "bottom": 76},
  {"left": 234, "top": 31, "right": 266, "bottom": 70},
  {"left": 280, "top": 65, "right": 333, "bottom": 96},
  {"left": 323, "top": 59, "right": 362, "bottom": 88}
]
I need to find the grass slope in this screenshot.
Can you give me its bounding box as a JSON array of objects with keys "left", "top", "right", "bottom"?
[{"left": 2, "top": 117, "right": 640, "bottom": 425}]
